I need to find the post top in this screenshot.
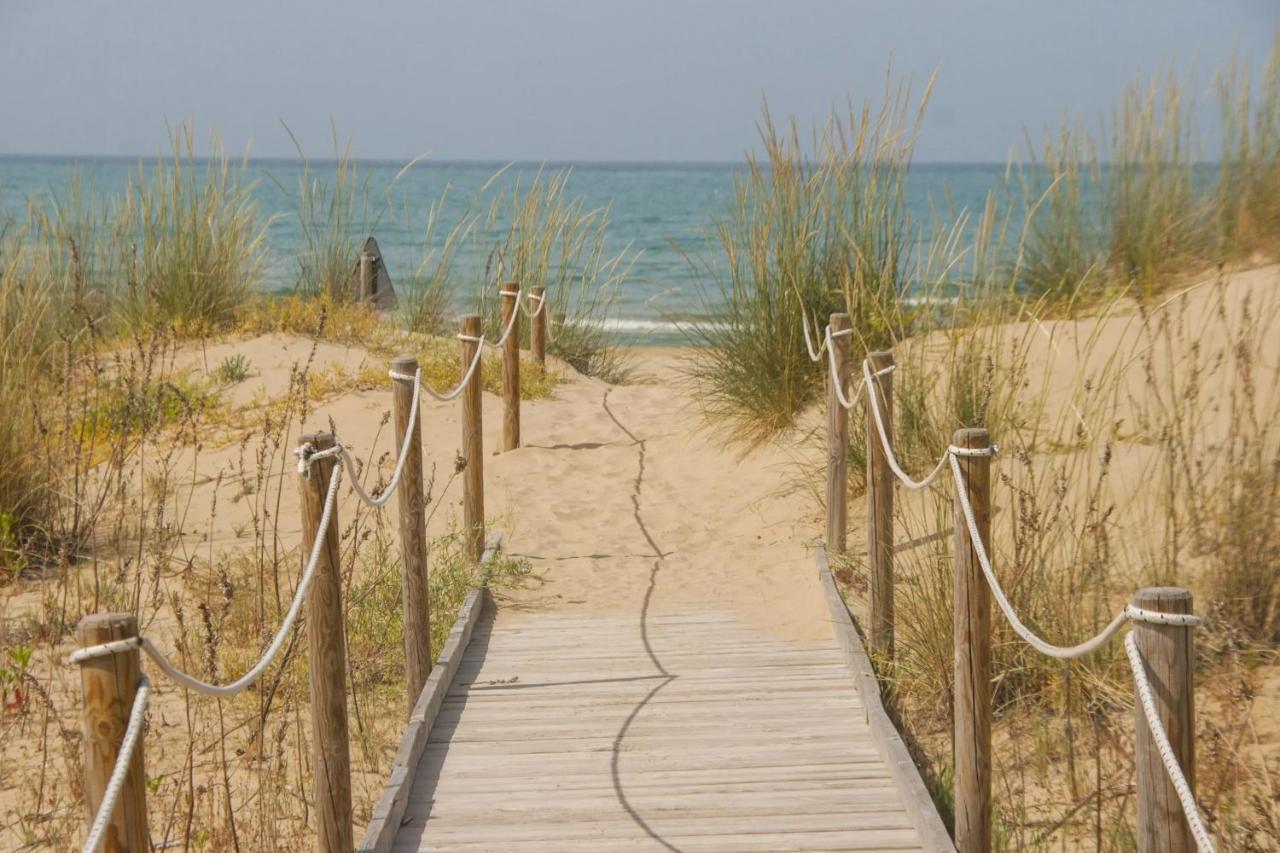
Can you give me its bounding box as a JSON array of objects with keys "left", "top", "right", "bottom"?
[
  {"left": 460, "top": 313, "right": 482, "bottom": 332},
  {"left": 953, "top": 427, "right": 990, "bottom": 447},
  {"left": 300, "top": 431, "right": 335, "bottom": 450},
  {"left": 530, "top": 284, "right": 546, "bottom": 294},
  {"left": 829, "top": 312, "right": 852, "bottom": 330},
  {"left": 77, "top": 612, "right": 139, "bottom": 634},
  {"left": 867, "top": 350, "right": 895, "bottom": 367},
  {"left": 390, "top": 355, "right": 419, "bottom": 371},
  {"left": 1132, "top": 586, "right": 1193, "bottom": 608}
]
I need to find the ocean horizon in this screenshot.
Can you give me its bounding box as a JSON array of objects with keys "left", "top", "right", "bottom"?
[{"left": 1, "top": 155, "right": 1022, "bottom": 343}]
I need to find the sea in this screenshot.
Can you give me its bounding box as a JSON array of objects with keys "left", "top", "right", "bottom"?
[{"left": 0, "top": 157, "right": 1013, "bottom": 344}]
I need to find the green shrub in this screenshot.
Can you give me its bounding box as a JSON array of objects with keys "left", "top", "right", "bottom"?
[{"left": 685, "top": 80, "right": 933, "bottom": 442}]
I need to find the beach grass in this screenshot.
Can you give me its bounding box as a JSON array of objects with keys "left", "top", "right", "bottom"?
[
  {"left": 684, "top": 79, "right": 933, "bottom": 443},
  {"left": 474, "top": 167, "right": 636, "bottom": 383}
]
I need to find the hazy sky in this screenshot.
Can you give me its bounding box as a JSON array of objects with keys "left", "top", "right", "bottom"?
[{"left": 2, "top": 1, "right": 1277, "bottom": 163}]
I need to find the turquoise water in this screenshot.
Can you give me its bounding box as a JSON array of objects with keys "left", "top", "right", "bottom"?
[{"left": 0, "top": 157, "right": 1012, "bottom": 339}]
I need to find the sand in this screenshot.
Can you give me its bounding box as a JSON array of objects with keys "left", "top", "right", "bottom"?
[
  {"left": 3, "top": 265, "right": 1278, "bottom": 846},
  {"left": 160, "top": 337, "right": 832, "bottom": 644}
]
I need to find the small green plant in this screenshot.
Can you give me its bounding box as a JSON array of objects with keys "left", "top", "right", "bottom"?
[
  {"left": 85, "top": 368, "right": 220, "bottom": 441},
  {"left": 213, "top": 353, "right": 253, "bottom": 384}
]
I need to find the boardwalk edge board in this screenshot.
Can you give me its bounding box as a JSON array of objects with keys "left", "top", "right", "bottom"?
[
  {"left": 358, "top": 531, "right": 503, "bottom": 853},
  {"left": 815, "top": 545, "right": 957, "bottom": 852}
]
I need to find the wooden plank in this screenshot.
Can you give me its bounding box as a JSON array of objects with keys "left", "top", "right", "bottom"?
[
  {"left": 397, "top": 811, "right": 917, "bottom": 845},
  {"left": 385, "top": 558, "right": 945, "bottom": 851},
  {"left": 357, "top": 533, "right": 502, "bottom": 853},
  {"left": 401, "top": 830, "right": 922, "bottom": 852},
  {"left": 816, "top": 545, "right": 956, "bottom": 852}
]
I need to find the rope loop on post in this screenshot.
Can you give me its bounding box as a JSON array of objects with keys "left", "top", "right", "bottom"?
[
  {"left": 521, "top": 290, "right": 548, "bottom": 320},
  {"left": 389, "top": 339, "right": 485, "bottom": 403},
  {"left": 485, "top": 286, "right": 523, "bottom": 350}
]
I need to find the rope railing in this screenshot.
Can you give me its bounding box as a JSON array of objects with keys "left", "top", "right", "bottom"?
[
  {"left": 520, "top": 288, "right": 547, "bottom": 321},
  {"left": 860, "top": 358, "right": 951, "bottom": 490},
  {"left": 390, "top": 335, "right": 486, "bottom": 403},
  {"left": 800, "top": 308, "right": 830, "bottom": 363},
  {"left": 483, "top": 286, "right": 523, "bottom": 350},
  {"left": 836, "top": 341, "right": 1217, "bottom": 851},
  {"left": 68, "top": 259, "right": 541, "bottom": 851},
  {"left": 72, "top": 443, "right": 344, "bottom": 697},
  {"left": 818, "top": 322, "right": 894, "bottom": 412},
  {"left": 71, "top": 407, "right": 448, "bottom": 848}
]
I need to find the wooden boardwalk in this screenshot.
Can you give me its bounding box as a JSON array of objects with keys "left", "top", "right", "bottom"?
[{"left": 374, "top": 594, "right": 948, "bottom": 852}]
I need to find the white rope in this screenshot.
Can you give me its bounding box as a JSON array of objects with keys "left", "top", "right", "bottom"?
[
  {"left": 823, "top": 326, "right": 875, "bottom": 412},
  {"left": 854, "top": 352, "right": 1213, "bottom": 844},
  {"left": 947, "top": 451, "right": 1202, "bottom": 658},
  {"left": 948, "top": 451, "right": 1136, "bottom": 658},
  {"left": 73, "top": 451, "right": 345, "bottom": 696},
  {"left": 861, "top": 358, "right": 951, "bottom": 489},
  {"left": 69, "top": 638, "right": 139, "bottom": 664},
  {"left": 1124, "top": 605, "right": 1203, "bottom": 626},
  {"left": 1125, "top": 633, "right": 1217, "bottom": 852},
  {"left": 947, "top": 443, "right": 1213, "bottom": 843},
  {"left": 520, "top": 290, "right": 548, "bottom": 320},
  {"left": 317, "top": 369, "right": 424, "bottom": 507},
  {"left": 80, "top": 675, "right": 149, "bottom": 853},
  {"left": 389, "top": 334, "right": 486, "bottom": 403},
  {"left": 486, "top": 287, "right": 523, "bottom": 350},
  {"left": 801, "top": 309, "right": 829, "bottom": 362}
]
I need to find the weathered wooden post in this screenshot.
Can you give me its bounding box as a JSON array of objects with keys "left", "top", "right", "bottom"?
[
  {"left": 461, "top": 314, "right": 485, "bottom": 562},
  {"left": 359, "top": 251, "right": 375, "bottom": 302},
  {"left": 500, "top": 283, "right": 520, "bottom": 451},
  {"left": 77, "top": 613, "right": 148, "bottom": 852},
  {"left": 391, "top": 357, "right": 431, "bottom": 714},
  {"left": 866, "top": 350, "right": 896, "bottom": 661},
  {"left": 1132, "top": 587, "right": 1197, "bottom": 853},
  {"left": 825, "top": 313, "right": 851, "bottom": 554},
  {"left": 530, "top": 285, "right": 547, "bottom": 367},
  {"left": 953, "top": 427, "right": 992, "bottom": 853},
  {"left": 297, "top": 432, "right": 353, "bottom": 853}
]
